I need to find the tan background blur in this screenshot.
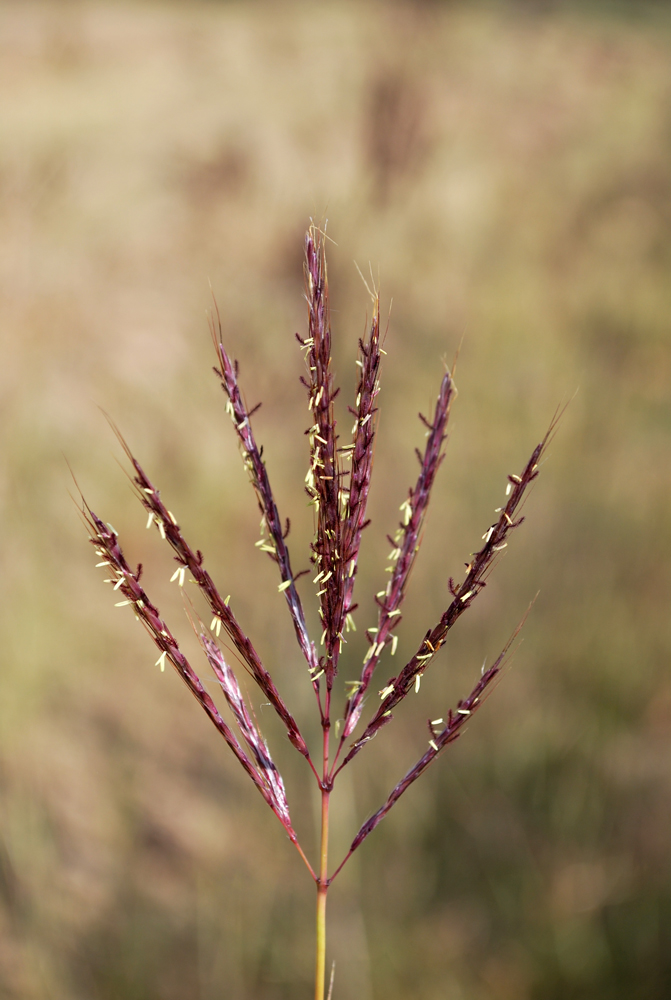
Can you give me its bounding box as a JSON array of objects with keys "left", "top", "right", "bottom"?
[{"left": 1, "top": 0, "right": 671, "bottom": 997}]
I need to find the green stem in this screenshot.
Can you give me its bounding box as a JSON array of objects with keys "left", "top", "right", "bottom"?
[{"left": 315, "top": 720, "right": 330, "bottom": 1000}]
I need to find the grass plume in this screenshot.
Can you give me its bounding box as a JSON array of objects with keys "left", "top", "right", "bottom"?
[{"left": 82, "top": 222, "right": 554, "bottom": 999}]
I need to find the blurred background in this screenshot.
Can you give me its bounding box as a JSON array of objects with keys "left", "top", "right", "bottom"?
[{"left": 1, "top": 0, "right": 671, "bottom": 997}]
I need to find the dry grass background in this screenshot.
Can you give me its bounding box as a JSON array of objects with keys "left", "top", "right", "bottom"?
[{"left": 1, "top": 0, "right": 671, "bottom": 997}]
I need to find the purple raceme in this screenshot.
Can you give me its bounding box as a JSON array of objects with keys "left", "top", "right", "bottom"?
[
  {"left": 82, "top": 509, "right": 302, "bottom": 846},
  {"left": 201, "top": 635, "right": 292, "bottom": 829},
  {"left": 339, "top": 367, "right": 454, "bottom": 746},
  {"left": 214, "top": 327, "right": 319, "bottom": 683},
  {"left": 83, "top": 222, "right": 557, "bottom": 1000}
]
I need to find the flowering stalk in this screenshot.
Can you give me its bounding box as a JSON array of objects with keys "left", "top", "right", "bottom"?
[
  {"left": 337, "top": 366, "right": 454, "bottom": 756},
  {"left": 300, "top": 231, "right": 344, "bottom": 694},
  {"left": 213, "top": 322, "right": 320, "bottom": 686},
  {"left": 83, "top": 222, "right": 554, "bottom": 1000},
  {"left": 81, "top": 507, "right": 313, "bottom": 873}
]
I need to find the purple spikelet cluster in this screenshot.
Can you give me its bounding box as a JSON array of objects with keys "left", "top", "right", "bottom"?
[
  {"left": 299, "top": 233, "right": 349, "bottom": 687},
  {"left": 82, "top": 511, "right": 300, "bottom": 842},
  {"left": 83, "top": 222, "right": 556, "bottom": 889}
]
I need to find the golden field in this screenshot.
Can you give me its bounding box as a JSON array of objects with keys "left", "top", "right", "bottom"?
[{"left": 1, "top": 1, "right": 671, "bottom": 997}]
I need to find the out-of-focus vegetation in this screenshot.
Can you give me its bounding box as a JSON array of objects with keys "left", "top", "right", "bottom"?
[{"left": 1, "top": 1, "right": 671, "bottom": 997}]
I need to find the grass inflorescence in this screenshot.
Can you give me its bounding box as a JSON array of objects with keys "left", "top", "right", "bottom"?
[{"left": 82, "top": 223, "right": 556, "bottom": 1000}]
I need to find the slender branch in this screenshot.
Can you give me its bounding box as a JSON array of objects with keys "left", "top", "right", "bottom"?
[
  {"left": 331, "top": 609, "right": 530, "bottom": 879},
  {"left": 339, "top": 418, "right": 555, "bottom": 770},
  {"left": 337, "top": 369, "right": 454, "bottom": 758},
  {"left": 295, "top": 839, "right": 318, "bottom": 884},
  {"left": 201, "top": 636, "right": 293, "bottom": 829},
  {"left": 106, "top": 426, "right": 311, "bottom": 763},
  {"left": 335, "top": 301, "right": 382, "bottom": 644},
  {"left": 212, "top": 314, "right": 320, "bottom": 685}
]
